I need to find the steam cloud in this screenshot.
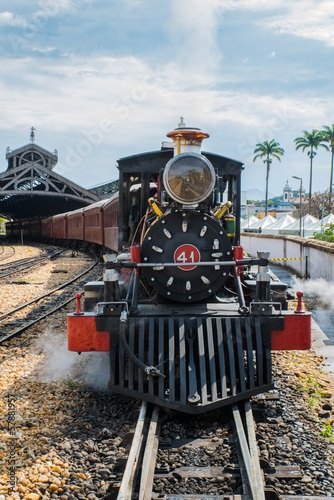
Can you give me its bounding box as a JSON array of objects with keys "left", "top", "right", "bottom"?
[
  {"left": 292, "top": 277, "right": 334, "bottom": 310},
  {"left": 291, "top": 277, "right": 334, "bottom": 340},
  {"left": 32, "top": 328, "right": 110, "bottom": 390}
]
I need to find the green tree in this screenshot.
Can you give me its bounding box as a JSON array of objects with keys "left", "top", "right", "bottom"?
[
  {"left": 322, "top": 124, "right": 334, "bottom": 209},
  {"left": 313, "top": 223, "right": 334, "bottom": 242},
  {"left": 294, "top": 130, "right": 328, "bottom": 212},
  {"left": 253, "top": 139, "right": 285, "bottom": 216}
]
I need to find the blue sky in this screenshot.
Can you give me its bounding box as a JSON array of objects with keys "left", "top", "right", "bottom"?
[{"left": 0, "top": 0, "right": 334, "bottom": 197}]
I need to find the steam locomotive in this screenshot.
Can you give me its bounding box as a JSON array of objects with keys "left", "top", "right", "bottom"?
[{"left": 50, "top": 121, "right": 314, "bottom": 413}]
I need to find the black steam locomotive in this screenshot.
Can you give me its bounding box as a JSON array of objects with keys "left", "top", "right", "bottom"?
[{"left": 68, "top": 120, "right": 311, "bottom": 414}]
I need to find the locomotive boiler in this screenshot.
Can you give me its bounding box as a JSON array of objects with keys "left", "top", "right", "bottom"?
[{"left": 67, "top": 120, "right": 311, "bottom": 414}]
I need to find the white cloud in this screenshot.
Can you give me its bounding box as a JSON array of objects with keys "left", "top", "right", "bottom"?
[
  {"left": 0, "top": 11, "right": 27, "bottom": 27},
  {"left": 0, "top": 2, "right": 82, "bottom": 30},
  {"left": 212, "top": 0, "right": 283, "bottom": 11},
  {"left": 0, "top": 53, "right": 330, "bottom": 146},
  {"left": 262, "top": 0, "right": 334, "bottom": 46},
  {"left": 210, "top": 0, "right": 334, "bottom": 46},
  {"left": 31, "top": 46, "right": 57, "bottom": 53},
  {"left": 33, "top": 0, "right": 87, "bottom": 18}
]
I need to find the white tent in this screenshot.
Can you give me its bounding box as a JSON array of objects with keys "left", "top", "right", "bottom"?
[
  {"left": 262, "top": 214, "right": 296, "bottom": 235},
  {"left": 303, "top": 213, "right": 334, "bottom": 237},
  {"left": 241, "top": 216, "right": 259, "bottom": 230},
  {"left": 248, "top": 214, "right": 277, "bottom": 230},
  {"left": 282, "top": 214, "right": 318, "bottom": 236}
]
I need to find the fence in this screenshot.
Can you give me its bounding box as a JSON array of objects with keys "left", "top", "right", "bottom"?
[{"left": 241, "top": 233, "right": 334, "bottom": 280}]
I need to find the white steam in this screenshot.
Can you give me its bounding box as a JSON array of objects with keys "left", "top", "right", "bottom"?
[
  {"left": 32, "top": 328, "right": 110, "bottom": 389},
  {"left": 291, "top": 277, "right": 334, "bottom": 343},
  {"left": 291, "top": 277, "right": 334, "bottom": 310},
  {"left": 169, "top": 0, "right": 224, "bottom": 78}
]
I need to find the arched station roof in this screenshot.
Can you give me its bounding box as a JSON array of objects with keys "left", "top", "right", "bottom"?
[{"left": 0, "top": 141, "right": 100, "bottom": 221}]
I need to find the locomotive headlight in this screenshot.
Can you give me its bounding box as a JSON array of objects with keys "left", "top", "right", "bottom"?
[{"left": 163, "top": 153, "right": 216, "bottom": 205}]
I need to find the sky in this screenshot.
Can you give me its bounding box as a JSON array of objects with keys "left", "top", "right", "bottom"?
[{"left": 0, "top": 0, "right": 334, "bottom": 198}]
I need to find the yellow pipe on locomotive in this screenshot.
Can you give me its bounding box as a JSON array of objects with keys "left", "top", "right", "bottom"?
[
  {"left": 213, "top": 201, "right": 232, "bottom": 220},
  {"left": 148, "top": 198, "right": 163, "bottom": 218}
]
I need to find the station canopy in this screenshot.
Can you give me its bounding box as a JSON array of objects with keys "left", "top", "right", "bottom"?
[{"left": 0, "top": 139, "right": 100, "bottom": 221}]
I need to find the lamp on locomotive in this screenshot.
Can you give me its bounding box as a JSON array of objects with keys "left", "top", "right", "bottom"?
[
  {"left": 163, "top": 153, "right": 216, "bottom": 205},
  {"left": 164, "top": 118, "right": 216, "bottom": 206}
]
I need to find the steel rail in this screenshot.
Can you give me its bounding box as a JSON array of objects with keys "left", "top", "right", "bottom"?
[
  {"left": 0, "top": 254, "right": 99, "bottom": 344},
  {"left": 0, "top": 254, "right": 54, "bottom": 270},
  {"left": 138, "top": 405, "right": 160, "bottom": 500},
  {"left": 0, "top": 245, "right": 15, "bottom": 261},
  {"left": 114, "top": 399, "right": 327, "bottom": 500},
  {"left": 0, "top": 255, "right": 98, "bottom": 323},
  {"left": 0, "top": 250, "right": 62, "bottom": 278},
  {"left": 0, "top": 295, "right": 76, "bottom": 344},
  {"left": 0, "top": 247, "right": 57, "bottom": 267},
  {"left": 232, "top": 401, "right": 266, "bottom": 500},
  {"left": 116, "top": 402, "right": 160, "bottom": 500},
  {"left": 117, "top": 401, "right": 148, "bottom": 500}
]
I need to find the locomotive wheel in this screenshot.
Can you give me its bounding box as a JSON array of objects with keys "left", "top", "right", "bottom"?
[{"left": 141, "top": 210, "right": 233, "bottom": 302}]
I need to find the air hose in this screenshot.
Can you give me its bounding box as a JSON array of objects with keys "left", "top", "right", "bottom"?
[{"left": 119, "top": 311, "right": 164, "bottom": 377}]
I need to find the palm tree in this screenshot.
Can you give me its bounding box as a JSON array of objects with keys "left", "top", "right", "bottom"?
[
  {"left": 322, "top": 125, "right": 334, "bottom": 210},
  {"left": 294, "top": 130, "right": 329, "bottom": 212},
  {"left": 253, "top": 139, "right": 285, "bottom": 216}
]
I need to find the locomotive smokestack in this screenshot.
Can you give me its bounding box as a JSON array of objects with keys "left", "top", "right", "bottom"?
[{"left": 166, "top": 118, "right": 210, "bottom": 156}]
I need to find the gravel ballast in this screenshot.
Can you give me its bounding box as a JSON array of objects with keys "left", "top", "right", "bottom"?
[{"left": 0, "top": 245, "right": 333, "bottom": 499}]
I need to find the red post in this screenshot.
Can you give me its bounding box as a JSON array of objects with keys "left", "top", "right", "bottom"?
[
  {"left": 74, "top": 293, "right": 84, "bottom": 316},
  {"left": 130, "top": 245, "right": 141, "bottom": 276},
  {"left": 295, "top": 291, "right": 305, "bottom": 314},
  {"left": 233, "top": 243, "right": 244, "bottom": 277}
]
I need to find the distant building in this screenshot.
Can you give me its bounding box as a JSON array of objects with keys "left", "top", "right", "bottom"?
[
  {"left": 245, "top": 181, "right": 296, "bottom": 218},
  {"left": 0, "top": 127, "right": 100, "bottom": 220},
  {"left": 283, "top": 180, "right": 293, "bottom": 203}
]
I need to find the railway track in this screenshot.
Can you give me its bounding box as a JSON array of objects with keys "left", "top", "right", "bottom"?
[
  {"left": 113, "top": 400, "right": 332, "bottom": 500},
  {"left": 0, "top": 243, "right": 15, "bottom": 261},
  {"left": 116, "top": 401, "right": 160, "bottom": 500},
  {"left": 0, "top": 252, "right": 101, "bottom": 344},
  {"left": 0, "top": 247, "right": 61, "bottom": 279}
]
